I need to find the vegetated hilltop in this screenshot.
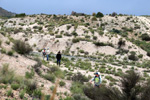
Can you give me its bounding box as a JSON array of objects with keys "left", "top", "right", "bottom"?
[
  {"left": 0, "top": 7, "right": 16, "bottom": 17},
  {"left": 0, "top": 13, "right": 150, "bottom": 100}
]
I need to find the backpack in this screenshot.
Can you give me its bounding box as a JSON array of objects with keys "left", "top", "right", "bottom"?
[
  {"left": 94, "top": 76, "right": 102, "bottom": 84},
  {"left": 43, "top": 50, "right": 46, "bottom": 55}
]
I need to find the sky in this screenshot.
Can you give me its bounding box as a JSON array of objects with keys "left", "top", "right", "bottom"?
[{"left": 0, "top": 0, "right": 150, "bottom": 15}]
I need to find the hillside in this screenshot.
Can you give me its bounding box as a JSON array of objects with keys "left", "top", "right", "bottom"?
[
  {"left": 0, "top": 7, "right": 15, "bottom": 17},
  {"left": 0, "top": 14, "right": 150, "bottom": 100}
]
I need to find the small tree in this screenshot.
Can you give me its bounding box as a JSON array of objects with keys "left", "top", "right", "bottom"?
[
  {"left": 112, "top": 12, "right": 117, "bottom": 17},
  {"left": 96, "top": 12, "right": 104, "bottom": 18}
]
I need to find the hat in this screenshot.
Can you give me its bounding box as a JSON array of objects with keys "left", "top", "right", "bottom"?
[{"left": 95, "top": 72, "right": 100, "bottom": 75}]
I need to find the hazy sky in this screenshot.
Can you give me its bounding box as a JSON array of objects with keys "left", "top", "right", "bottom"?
[{"left": 0, "top": 0, "right": 150, "bottom": 15}]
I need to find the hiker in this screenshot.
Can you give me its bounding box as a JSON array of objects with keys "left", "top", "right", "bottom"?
[
  {"left": 42, "top": 48, "right": 46, "bottom": 60},
  {"left": 90, "top": 72, "right": 102, "bottom": 88},
  {"left": 56, "top": 51, "right": 61, "bottom": 66},
  {"left": 46, "top": 48, "right": 50, "bottom": 61}
]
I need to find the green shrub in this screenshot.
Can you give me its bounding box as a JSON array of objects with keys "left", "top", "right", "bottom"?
[
  {"left": 96, "top": 12, "right": 104, "bottom": 18},
  {"left": 67, "top": 25, "right": 71, "bottom": 30},
  {"left": 128, "top": 54, "right": 138, "bottom": 61},
  {"left": 7, "top": 51, "right": 14, "bottom": 56},
  {"left": 72, "top": 72, "right": 89, "bottom": 83},
  {"left": 19, "top": 90, "right": 25, "bottom": 99},
  {"left": 15, "top": 13, "right": 26, "bottom": 17},
  {"left": 33, "top": 89, "right": 42, "bottom": 98},
  {"left": 93, "top": 36, "right": 97, "bottom": 40},
  {"left": 13, "top": 40, "right": 32, "bottom": 54},
  {"left": 72, "top": 38, "right": 80, "bottom": 43},
  {"left": 7, "top": 89, "right": 13, "bottom": 97},
  {"left": 0, "top": 64, "right": 14, "bottom": 84},
  {"left": 71, "top": 31, "right": 78, "bottom": 37},
  {"left": 92, "top": 16, "right": 97, "bottom": 21},
  {"left": 25, "top": 69, "right": 35, "bottom": 79},
  {"left": 71, "top": 82, "right": 84, "bottom": 94},
  {"left": 59, "top": 81, "right": 66, "bottom": 87},
  {"left": 55, "top": 35, "right": 62, "bottom": 38},
  {"left": 141, "top": 33, "right": 150, "bottom": 41},
  {"left": 11, "top": 83, "right": 20, "bottom": 90},
  {"left": 43, "top": 74, "right": 55, "bottom": 83}
]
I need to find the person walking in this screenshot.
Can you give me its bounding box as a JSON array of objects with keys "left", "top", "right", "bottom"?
[
  {"left": 46, "top": 48, "right": 50, "bottom": 61},
  {"left": 90, "top": 72, "right": 102, "bottom": 88},
  {"left": 42, "top": 48, "right": 46, "bottom": 60},
  {"left": 56, "top": 51, "right": 61, "bottom": 66}
]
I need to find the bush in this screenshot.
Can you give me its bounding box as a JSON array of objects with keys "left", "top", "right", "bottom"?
[
  {"left": 7, "top": 89, "right": 13, "bottom": 97},
  {"left": 72, "top": 38, "right": 80, "bottom": 43},
  {"left": 19, "top": 90, "right": 25, "bottom": 99},
  {"left": 93, "top": 42, "right": 106, "bottom": 46},
  {"left": 112, "top": 12, "right": 117, "bottom": 17},
  {"left": 55, "top": 35, "right": 62, "bottom": 38},
  {"left": 0, "top": 64, "right": 14, "bottom": 84},
  {"left": 147, "top": 51, "right": 150, "bottom": 57},
  {"left": 93, "top": 36, "right": 97, "bottom": 40},
  {"left": 92, "top": 16, "right": 97, "bottom": 21},
  {"left": 118, "top": 39, "right": 126, "bottom": 48},
  {"left": 25, "top": 69, "right": 35, "bottom": 79},
  {"left": 13, "top": 40, "right": 32, "bottom": 54},
  {"left": 11, "top": 83, "right": 20, "bottom": 90},
  {"left": 15, "top": 13, "right": 26, "bottom": 17},
  {"left": 128, "top": 54, "right": 138, "bottom": 61},
  {"left": 59, "top": 81, "right": 66, "bottom": 87},
  {"left": 71, "top": 31, "right": 78, "bottom": 37},
  {"left": 67, "top": 25, "right": 71, "bottom": 30},
  {"left": 72, "top": 72, "right": 89, "bottom": 83},
  {"left": 96, "top": 12, "right": 104, "bottom": 18},
  {"left": 25, "top": 81, "right": 37, "bottom": 95},
  {"left": 43, "top": 74, "right": 55, "bottom": 83},
  {"left": 141, "top": 33, "right": 150, "bottom": 41},
  {"left": 7, "top": 51, "right": 14, "bottom": 56}
]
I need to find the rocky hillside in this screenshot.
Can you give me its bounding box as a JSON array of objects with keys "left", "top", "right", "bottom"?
[
  {"left": 0, "top": 14, "right": 150, "bottom": 100},
  {"left": 0, "top": 7, "right": 15, "bottom": 17}
]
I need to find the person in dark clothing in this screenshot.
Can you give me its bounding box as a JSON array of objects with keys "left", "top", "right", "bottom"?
[{"left": 56, "top": 51, "right": 61, "bottom": 66}]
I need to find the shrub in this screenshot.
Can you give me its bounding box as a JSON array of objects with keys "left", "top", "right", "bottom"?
[
  {"left": 112, "top": 12, "right": 117, "bottom": 17},
  {"left": 72, "top": 38, "right": 80, "bottom": 43},
  {"left": 67, "top": 25, "right": 71, "bottom": 30},
  {"left": 71, "top": 82, "right": 84, "bottom": 94},
  {"left": 93, "top": 36, "right": 97, "bottom": 40},
  {"left": 33, "top": 89, "right": 42, "bottom": 98},
  {"left": 118, "top": 39, "right": 126, "bottom": 48},
  {"left": 13, "top": 40, "right": 32, "bottom": 54},
  {"left": 141, "top": 33, "right": 150, "bottom": 41},
  {"left": 25, "top": 81, "right": 37, "bottom": 94},
  {"left": 55, "top": 35, "right": 62, "bottom": 38},
  {"left": 72, "top": 72, "right": 89, "bottom": 83},
  {"left": 73, "top": 94, "right": 90, "bottom": 100},
  {"left": 25, "top": 69, "right": 35, "bottom": 79},
  {"left": 92, "top": 16, "right": 97, "bottom": 21},
  {"left": 0, "top": 64, "right": 14, "bottom": 84},
  {"left": 93, "top": 42, "right": 106, "bottom": 46},
  {"left": 71, "top": 31, "right": 78, "bottom": 37},
  {"left": 7, "top": 51, "right": 14, "bottom": 56},
  {"left": 15, "top": 13, "right": 26, "bottom": 17},
  {"left": 96, "top": 12, "right": 104, "bottom": 18},
  {"left": 128, "top": 54, "right": 138, "bottom": 61},
  {"left": 7, "top": 89, "right": 13, "bottom": 97},
  {"left": 19, "top": 90, "right": 25, "bottom": 99},
  {"left": 59, "top": 81, "right": 66, "bottom": 87},
  {"left": 147, "top": 51, "right": 150, "bottom": 57},
  {"left": 11, "top": 83, "right": 20, "bottom": 90},
  {"left": 43, "top": 74, "right": 55, "bottom": 83}
]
